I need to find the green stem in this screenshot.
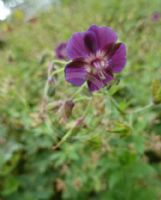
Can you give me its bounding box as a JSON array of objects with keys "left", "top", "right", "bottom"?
[
  {"left": 72, "top": 83, "right": 86, "bottom": 98},
  {"left": 44, "top": 60, "right": 67, "bottom": 99},
  {"left": 43, "top": 81, "right": 49, "bottom": 100},
  {"left": 109, "top": 95, "right": 124, "bottom": 114},
  {"left": 94, "top": 90, "right": 124, "bottom": 114},
  {"left": 51, "top": 67, "right": 64, "bottom": 76},
  {"left": 53, "top": 98, "right": 92, "bottom": 150},
  {"left": 53, "top": 129, "right": 73, "bottom": 150},
  {"left": 52, "top": 59, "right": 69, "bottom": 65},
  {"left": 74, "top": 96, "right": 91, "bottom": 103},
  {"left": 129, "top": 102, "right": 153, "bottom": 114}
]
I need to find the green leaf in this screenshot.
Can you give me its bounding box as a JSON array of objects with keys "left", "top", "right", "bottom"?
[{"left": 2, "top": 176, "right": 20, "bottom": 196}]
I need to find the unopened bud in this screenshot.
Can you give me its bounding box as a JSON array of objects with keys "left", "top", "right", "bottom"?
[
  {"left": 48, "top": 76, "right": 55, "bottom": 85},
  {"left": 65, "top": 117, "right": 86, "bottom": 129},
  {"left": 75, "top": 117, "right": 86, "bottom": 127},
  {"left": 61, "top": 99, "right": 74, "bottom": 122},
  {"left": 48, "top": 99, "right": 75, "bottom": 123},
  {"left": 48, "top": 61, "right": 55, "bottom": 76}
]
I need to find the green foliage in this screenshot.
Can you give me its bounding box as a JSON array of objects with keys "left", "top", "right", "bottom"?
[
  {"left": 0, "top": 0, "right": 161, "bottom": 199},
  {"left": 152, "top": 79, "right": 161, "bottom": 104}
]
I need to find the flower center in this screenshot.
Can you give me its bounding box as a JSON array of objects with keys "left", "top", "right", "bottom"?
[
  {"left": 93, "top": 60, "right": 107, "bottom": 79},
  {"left": 85, "top": 51, "right": 109, "bottom": 80}
]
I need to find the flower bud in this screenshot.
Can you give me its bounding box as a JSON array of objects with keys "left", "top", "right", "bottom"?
[
  {"left": 47, "top": 76, "right": 55, "bottom": 85},
  {"left": 60, "top": 99, "right": 74, "bottom": 122},
  {"left": 48, "top": 61, "right": 55, "bottom": 76}
]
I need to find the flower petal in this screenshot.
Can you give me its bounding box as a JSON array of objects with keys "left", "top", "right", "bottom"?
[
  {"left": 110, "top": 43, "right": 126, "bottom": 73},
  {"left": 88, "top": 25, "right": 117, "bottom": 50},
  {"left": 65, "top": 60, "right": 87, "bottom": 86},
  {"left": 84, "top": 31, "right": 98, "bottom": 53},
  {"left": 55, "top": 42, "right": 67, "bottom": 59},
  {"left": 66, "top": 32, "right": 90, "bottom": 60},
  {"left": 87, "top": 72, "right": 113, "bottom": 92},
  {"left": 103, "top": 43, "right": 122, "bottom": 57}
]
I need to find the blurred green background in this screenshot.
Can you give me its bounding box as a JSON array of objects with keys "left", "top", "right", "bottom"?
[{"left": 0, "top": 0, "right": 161, "bottom": 199}]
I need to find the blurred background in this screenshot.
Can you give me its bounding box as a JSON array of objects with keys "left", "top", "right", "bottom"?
[{"left": 0, "top": 0, "right": 161, "bottom": 199}]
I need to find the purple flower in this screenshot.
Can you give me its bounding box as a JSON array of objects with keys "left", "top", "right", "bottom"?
[
  {"left": 151, "top": 12, "right": 161, "bottom": 22},
  {"left": 65, "top": 25, "right": 126, "bottom": 92},
  {"left": 55, "top": 42, "right": 67, "bottom": 59}
]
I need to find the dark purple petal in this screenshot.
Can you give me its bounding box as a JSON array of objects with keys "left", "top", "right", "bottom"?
[
  {"left": 104, "top": 43, "right": 122, "bottom": 57},
  {"left": 88, "top": 25, "right": 117, "bottom": 50},
  {"left": 110, "top": 43, "right": 126, "bottom": 73},
  {"left": 55, "top": 43, "right": 67, "bottom": 59},
  {"left": 87, "top": 72, "right": 113, "bottom": 92},
  {"left": 84, "top": 31, "right": 98, "bottom": 53},
  {"left": 65, "top": 60, "right": 87, "bottom": 86},
  {"left": 103, "top": 43, "right": 115, "bottom": 56},
  {"left": 66, "top": 32, "right": 90, "bottom": 60}
]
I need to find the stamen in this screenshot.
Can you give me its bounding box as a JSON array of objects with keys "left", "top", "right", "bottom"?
[
  {"left": 94, "top": 62, "right": 101, "bottom": 70},
  {"left": 100, "top": 61, "right": 105, "bottom": 68},
  {"left": 86, "top": 66, "right": 91, "bottom": 73},
  {"left": 85, "top": 50, "right": 109, "bottom": 79},
  {"left": 98, "top": 71, "right": 106, "bottom": 80}
]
